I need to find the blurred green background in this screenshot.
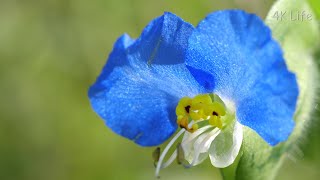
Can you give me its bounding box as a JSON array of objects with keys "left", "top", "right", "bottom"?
[{"left": 1, "top": 0, "right": 320, "bottom": 179}]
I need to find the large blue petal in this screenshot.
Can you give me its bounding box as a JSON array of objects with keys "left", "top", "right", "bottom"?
[
  {"left": 89, "top": 12, "right": 205, "bottom": 146},
  {"left": 185, "top": 10, "right": 298, "bottom": 145}
]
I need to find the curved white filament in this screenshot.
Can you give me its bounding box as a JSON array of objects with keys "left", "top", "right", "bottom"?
[{"left": 155, "top": 128, "right": 185, "bottom": 178}]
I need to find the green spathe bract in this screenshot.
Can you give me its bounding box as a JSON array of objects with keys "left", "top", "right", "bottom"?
[{"left": 221, "top": 0, "right": 320, "bottom": 179}]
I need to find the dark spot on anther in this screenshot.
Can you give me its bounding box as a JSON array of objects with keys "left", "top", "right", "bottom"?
[
  {"left": 212, "top": 111, "right": 219, "bottom": 116},
  {"left": 185, "top": 105, "right": 191, "bottom": 113}
]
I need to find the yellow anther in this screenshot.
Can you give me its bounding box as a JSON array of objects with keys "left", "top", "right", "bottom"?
[
  {"left": 189, "top": 110, "right": 203, "bottom": 121},
  {"left": 191, "top": 124, "right": 199, "bottom": 131},
  {"left": 176, "top": 115, "right": 198, "bottom": 133},
  {"left": 178, "top": 97, "right": 192, "bottom": 107},
  {"left": 188, "top": 94, "right": 213, "bottom": 121},
  {"left": 176, "top": 97, "right": 192, "bottom": 116},
  {"left": 177, "top": 116, "right": 189, "bottom": 129},
  {"left": 176, "top": 115, "right": 184, "bottom": 124},
  {"left": 192, "top": 94, "right": 212, "bottom": 105},
  {"left": 176, "top": 107, "right": 186, "bottom": 117},
  {"left": 208, "top": 115, "right": 223, "bottom": 129},
  {"left": 204, "top": 102, "right": 226, "bottom": 116},
  {"left": 190, "top": 103, "right": 205, "bottom": 111}
]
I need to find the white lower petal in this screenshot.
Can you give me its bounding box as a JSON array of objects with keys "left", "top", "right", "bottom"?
[
  {"left": 181, "top": 127, "right": 221, "bottom": 166},
  {"left": 208, "top": 120, "right": 243, "bottom": 168},
  {"left": 181, "top": 125, "right": 213, "bottom": 164},
  {"left": 191, "top": 128, "right": 221, "bottom": 166}
]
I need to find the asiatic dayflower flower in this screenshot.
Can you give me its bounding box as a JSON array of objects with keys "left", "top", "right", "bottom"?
[{"left": 88, "top": 10, "right": 298, "bottom": 177}]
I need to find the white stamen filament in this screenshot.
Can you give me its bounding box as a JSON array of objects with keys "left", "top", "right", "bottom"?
[
  {"left": 155, "top": 120, "right": 212, "bottom": 178},
  {"left": 155, "top": 128, "right": 185, "bottom": 178}
]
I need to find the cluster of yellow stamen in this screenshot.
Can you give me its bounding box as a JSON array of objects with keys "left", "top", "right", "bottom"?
[{"left": 176, "top": 94, "right": 226, "bottom": 132}]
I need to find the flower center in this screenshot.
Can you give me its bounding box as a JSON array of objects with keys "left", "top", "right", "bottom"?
[
  {"left": 176, "top": 94, "right": 226, "bottom": 132},
  {"left": 154, "top": 93, "right": 234, "bottom": 178}
]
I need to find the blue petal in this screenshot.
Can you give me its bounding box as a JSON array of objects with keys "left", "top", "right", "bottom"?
[
  {"left": 89, "top": 12, "right": 204, "bottom": 146},
  {"left": 185, "top": 10, "right": 298, "bottom": 145}
]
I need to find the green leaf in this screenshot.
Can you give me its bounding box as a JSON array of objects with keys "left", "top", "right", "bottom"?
[{"left": 221, "top": 0, "right": 320, "bottom": 179}]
